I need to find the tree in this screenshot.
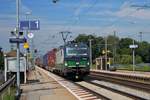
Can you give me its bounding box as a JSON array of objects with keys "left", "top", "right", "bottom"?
[
  {"left": 75, "top": 34, "right": 103, "bottom": 61},
  {"left": 118, "top": 38, "right": 133, "bottom": 55},
  {"left": 107, "top": 35, "right": 119, "bottom": 50},
  {"left": 135, "top": 55, "right": 142, "bottom": 64},
  {"left": 75, "top": 34, "right": 89, "bottom": 44},
  {"left": 120, "top": 55, "right": 132, "bottom": 64},
  {"left": 136, "top": 41, "right": 150, "bottom": 63},
  {"left": 0, "top": 47, "right": 4, "bottom": 70},
  {"left": 74, "top": 34, "right": 150, "bottom": 64}
]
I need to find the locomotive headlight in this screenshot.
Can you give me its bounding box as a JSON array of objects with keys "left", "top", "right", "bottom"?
[
  {"left": 76, "top": 62, "right": 79, "bottom": 65},
  {"left": 87, "top": 62, "right": 90, "bottom": 65},
  {"left": 65, "top": 62, "right": 68, "bottom": 66}
]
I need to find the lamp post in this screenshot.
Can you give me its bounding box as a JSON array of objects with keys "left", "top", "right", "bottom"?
[
  {"left": 128, "top": 35, "right": 138, "bottom": 72},
  {"left": 132, "top": 40, "right": 135, "bottom": 71},
  {"left": 16, "top": 0, "right": 20, "bottom": 97},
  {"left": 105, "top": 36, "right": 108, "bottom": 70},
  {"left": 89, "top": 39, "right": 93, "bottom": 69},
  {"left": 25, "top": 11, "right": 31, "bottom": 70},
  {"left": 129, "top": 40, "right": 137, "bottom": 72},
  {"left": 25, "top": 11, "right": 31, "bottom": 34},
  {"left": 127, "top": 21, "right": 139, "bottom": 72}
]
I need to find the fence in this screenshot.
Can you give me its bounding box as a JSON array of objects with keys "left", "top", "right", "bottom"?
[{"left": 0, "top": 75, "right": 16, "bottom": 100}]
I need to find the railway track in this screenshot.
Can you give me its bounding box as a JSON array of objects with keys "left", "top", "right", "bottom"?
[
  {"left": 37, "top": 67, "right": 150, "bottom": 100},
  {"left": 87, "top": 71, "right": 150, "bottom": 100},
  {"left": 84, "top": 78, "right": 149, "bottom": 100},
  {"left": 37, "top": 66, "right": 109, "bottom": 100},
  {"left": 90, "top": 71, "right": 150, "bottom": 92}
]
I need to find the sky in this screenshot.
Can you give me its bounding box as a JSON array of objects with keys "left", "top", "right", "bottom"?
[{"left": 0, "top": 0, "right": 150, "bottom": 54}]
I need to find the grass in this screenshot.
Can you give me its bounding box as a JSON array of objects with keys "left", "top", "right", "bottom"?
[
  {"left": 91, "top": 63, "right": 150, "bottom": 72},
  {"left": 116, "top": 65, "right": 150, "bottom": 72},
  {"left": 2, "top": 87, "right": 16, "bottom": 100},
  {"left": 91, "top": 64, "right": 96, "bottom": 69}
]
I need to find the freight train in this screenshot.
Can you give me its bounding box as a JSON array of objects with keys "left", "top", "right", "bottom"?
[{"left": 41, "top": 42, "right": 90, "bottom": 79}]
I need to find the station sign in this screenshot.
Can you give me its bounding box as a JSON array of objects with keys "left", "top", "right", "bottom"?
[
  {"left": 20, "top": 20, "right": 40, "bottom": 30},
  {"left": 30, "top": 20, "right": 40, "bottom": 30},
  {"left": 20, "top": 21, "right": 29, "bottom": 30},
  {"left": 129, "top": 45, "right": 138, "bottom": 49},
  {"left": 9, "top": 37, "right": 26, "bottom": 43}
]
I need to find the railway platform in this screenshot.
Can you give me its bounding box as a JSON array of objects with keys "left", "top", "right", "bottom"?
[
  {"left": 91, "top": 69, "right": 150, "bottom": 77},
  {"left": 19, "top": 67, "right": 77, "bottom": 100}
]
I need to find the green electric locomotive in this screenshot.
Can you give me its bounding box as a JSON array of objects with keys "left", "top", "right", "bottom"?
[{"left": 54, "top": 42, "right": 90, "bottom": 79}]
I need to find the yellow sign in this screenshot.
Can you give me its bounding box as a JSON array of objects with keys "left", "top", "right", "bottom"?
[{"left": 23, "top": 42, "right": 29, "bottom": 49}]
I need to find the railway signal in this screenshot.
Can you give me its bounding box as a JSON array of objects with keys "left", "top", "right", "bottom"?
[{"left": 129, "top": 40, "right": 138, "bottom": 72}]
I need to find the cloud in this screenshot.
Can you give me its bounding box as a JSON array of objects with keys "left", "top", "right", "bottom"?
[
  {"left": 115, "top": 1, "right": 150, "bottom": 20},
  {"left": 86, "top": 1, "right": 150, "bottom": 20},
  {"left": 129, "top": 9, "right": 150, "bottom": 20}
]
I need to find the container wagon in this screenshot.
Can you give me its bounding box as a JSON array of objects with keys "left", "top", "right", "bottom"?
[{"left": 43, "top": 49, "right": 57, "bottom": 71}]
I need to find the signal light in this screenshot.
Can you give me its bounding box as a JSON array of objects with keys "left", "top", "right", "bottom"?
[
  {"left": 34, "top": 49, "right": 37, "bottom": 53},
  {"left": 27, "top": 48, "right": 30, "bottom": 53},
  {"left": 19, "top": 32, "right": 23, "bottom": 36}
]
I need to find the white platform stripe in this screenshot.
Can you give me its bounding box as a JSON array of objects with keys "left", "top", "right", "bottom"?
[
  {"left": 76, "top": 92, "right": 90, "bottom": 96},
  {"left": 70, "top": 87, "right": 80, "bottom": 90},
  {"left": 80, "top": 94, "right": 93, "bottom": 98},
  {"left": 72, "top": 89, "right": 85, "bottom": 92},
  {"left": 37, "top": 67, "right": 100, "bottom": 100},
  {"left": 71, "top": 89, "right": 83, "bottom": 91},
  {"left": 73, "top": 91, "right": 86, "bottom": 94},
  {"left": 82, "top": 96, "right": 98, "bottom": 99},
  {"left": 82, "top": 96, "right": 97, "bottom": 99},
  {"left": 76, "top": 91, "right": 90, "bottom": 94}
]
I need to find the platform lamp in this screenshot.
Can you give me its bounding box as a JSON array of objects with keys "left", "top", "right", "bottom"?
[{"left": 10, "top": 30, "right": 17, "bottom": 50}]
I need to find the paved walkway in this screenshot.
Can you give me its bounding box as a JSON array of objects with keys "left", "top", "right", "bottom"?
[{"left": 20, "top": 68, "right": 77, "bottom": 100}]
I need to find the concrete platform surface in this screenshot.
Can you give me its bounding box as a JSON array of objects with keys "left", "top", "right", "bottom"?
[{"left": 20, "top": 68, "right": 77, "bottom": 100}]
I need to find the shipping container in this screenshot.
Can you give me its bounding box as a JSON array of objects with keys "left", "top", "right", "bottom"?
[{"left": 43, "top": 49, "right": 57, "bottom": 71}]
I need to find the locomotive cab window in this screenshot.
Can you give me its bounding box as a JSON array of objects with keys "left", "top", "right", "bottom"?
[{"left": 66, "top": 48, "right": 88, "bottom": 56}]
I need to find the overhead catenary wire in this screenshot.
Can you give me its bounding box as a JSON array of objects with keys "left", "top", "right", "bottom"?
[
  {"left": 99, "top": 0, "right": 150, "bottom": 35},
  {"left": 67, "top": 0, "right": 99, "bottom": 32}
]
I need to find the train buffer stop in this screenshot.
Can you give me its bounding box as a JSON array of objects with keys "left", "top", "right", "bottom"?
[{"left": 20, "top": 67, "right": 77, "bottom": 100}]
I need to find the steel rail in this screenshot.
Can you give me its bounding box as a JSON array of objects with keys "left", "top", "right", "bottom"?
[
  {"left": 90, "top": 71, "right": 150, "bottom": 83},
  {"left": 38, "top": 66, "right": 109, "bottom": 100},
  {"left": 0, "top": 75, "right": 15, "bottom": 94},
  {"left": 90, "top": 72, "right": 150, "bottom": 92},
  {"left": 85, "top": 77, "right": 147, "bottom": 100},
  {"left": 74, "top": 81, "right": 111, "bottom": 100}
]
